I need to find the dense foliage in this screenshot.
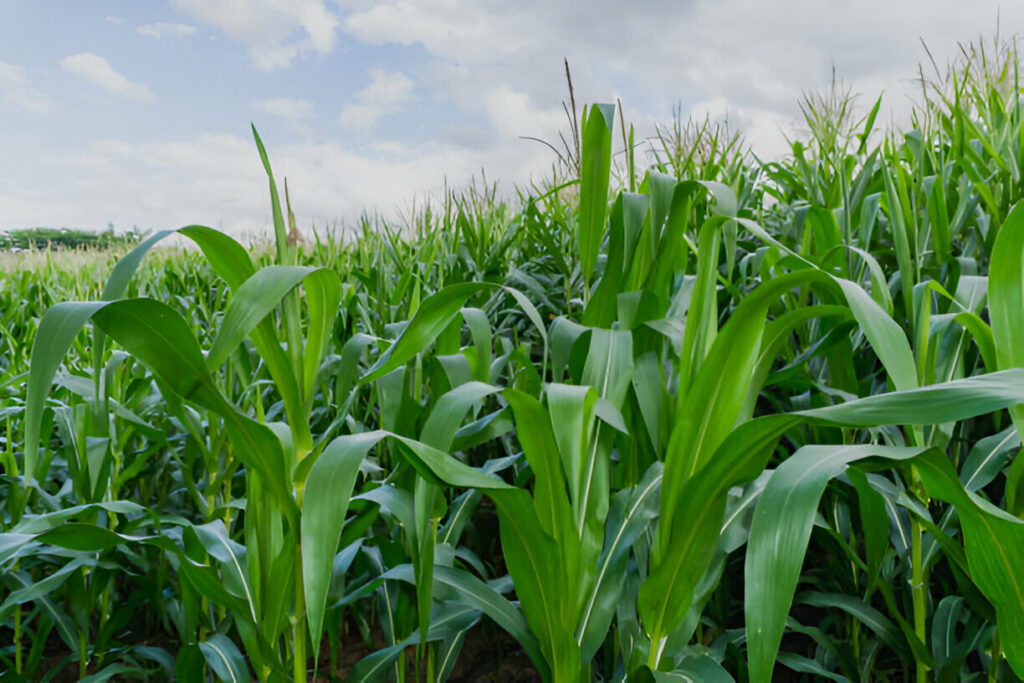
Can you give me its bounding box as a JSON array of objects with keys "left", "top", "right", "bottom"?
[
  {"left": 0, "top": 228, "right": 141, "bottom": 251},
  {"left": 4, "top": 37, "right": 1024, "bottom": 682}
]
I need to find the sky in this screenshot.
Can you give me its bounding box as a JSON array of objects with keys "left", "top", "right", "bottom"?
[{"left": 0, "top": 1, "right": 1021, "bottom": 237}]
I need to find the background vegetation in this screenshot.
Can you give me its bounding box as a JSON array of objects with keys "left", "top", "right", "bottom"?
[
  {"left": 0, "top": 228, "right": 141, "bottom": 251},
  {"left": 4, "top": 35, "right": 1024, "bottom": 682}
]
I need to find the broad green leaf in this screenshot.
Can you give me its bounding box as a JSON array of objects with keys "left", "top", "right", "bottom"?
[
  {"left": 0, "top": 558, "right": 92, "bottom": 622},
  {"left": 547, "top": 383, "right": 598, "bottom": 529},
  {"left": 91, "top": 299, "right": 296, "bottom": 521},
  {"left": 964, "top": 426, "right": 1020, "bottom": 495},
  {"left": 489, "top": 486, "right": 581, "bottom": 682},
  {"left": 800, "top": 369, "right": 1024, "bottom": 426},
  {"left": 192, "top": 521, "right": 257, "bottom": 622},
  {"left": 206, "top": 265, "right": 319, "bottom": 369},
  {"left": 989, "top": 200, "right": 1024, "bottom": 510},
  {"left": 578, "top": 462, "right": 661, "bottom": 662},
  {"left": 34, "top": 522, "right": 145, "bottom": 552},
  {"left": 641, "top": 414, "right": 797, "bottom": 657},
  {"left": 199, "top": 633, "right": 249, "bottom": 683},
  {"left": 300, "top": 266, "right": 342, "bottom": 408},
  {"left": 362, "top": 283, "right": 544, "bottom": 383},
  {"left": 834, "top": 278, "right": 917, "bottom": 391},
  {"left": 391, "top": 433, "right": 513, "bottom": 491},
  {"left": 776, "top": 652, "right": 849, "bottom": 682},
  {"left": 302, "top": 431, "right": 377, "bottom": 657},
  {"left": 797, "top": 591, "right": 907, "bottom": 659},
  {"left": 178, "top": 224, "right": 255, "bottom": 290},
  {"left": 420, "top": 381, "right": 500, "bottom": 451},
  {"left": 675, "top": 215, "right": 726, "bottom": 388},
  {"left": 461, "top": 307, "right": 492, "bottom": 383},
  {"left": 24, "top": 301, "right": 107, "bottom": 483},
  {"left": 503, "top": 389, "right": 576, "bottom": 547},
  {"left": 100, "top": 229, "right": 177, "bottom": 301},
  {"left": 79, "top": 664, "right": 151, "bottom": 683},
  {"left": 92, "top": 299, "right": 220, "bottom": 407},
  {"left": 915, "top": 452, "right": 1024, "bottom": 677},
  {"left": 578, "top": 103, "right": 615, "bottom": 287},
  {"left": 661, "top": 271, "right": 830, "bottom": 551},
  {"left": 362, "top": 282, "right": 484, "bottom": 382},
  {"left": 745, "top": 444, "right": 931, "bottom": 682},
  {"left": 11, "top": 500, "right": 147, "bottom": 535}
]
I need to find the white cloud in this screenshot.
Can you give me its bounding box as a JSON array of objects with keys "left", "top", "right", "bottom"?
[
  {"left": 485, "top": 85, "right": 563, "bottom": 139},
  {"left": 59, "top": 53, "right": 155, "bottom": 103},
  {"left": 105, "top": 16, "right": 125, "bottom": 24},
  {"left": 343, "top": 1, "right": 533, "bottom": 63},
  {"left": 170, "top": 0, "right": 339, "bottom": 71},
  {"left": 4, "top": 126, "right": 554, "bottom": 235},
  {"left": 339, "top": 70, "right": 414, "bottom": 130},
  {"left": 8, "top": 0, "right": 1024, "bottom": 240},
  {"left": 337, "top": 0, "right": 1020, "bottom": 159},
  {"left": 0, "top": 62, "right": 53, "bottom": 113},
  {"left": 137, "top": 22, "right": 198, "bottom": 39},
  {"left": 255, "top": 97, "right": 315, "bottom": 134}
]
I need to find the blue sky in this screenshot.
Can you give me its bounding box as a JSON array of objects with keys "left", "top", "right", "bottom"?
[{"left": 0, "top": 0, "right": 1019, "bottom": 235}]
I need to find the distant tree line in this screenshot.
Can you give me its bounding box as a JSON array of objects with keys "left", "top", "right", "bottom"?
[{"left": 0, "top": 228, "right": 142, "bottom": 250}]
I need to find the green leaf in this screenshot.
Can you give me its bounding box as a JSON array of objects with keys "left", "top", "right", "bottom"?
[
  {"left": 578, "top": 103, "right": 615, "bottom": 288},
  {"left": 797, "top": 591, "right": 908, "bottom": 659},
  {"left": 420, "top": 381, "right": 500, "bottom": 451},
  {"left": 961, "top": 425, "right": 1020, "bottom": 492},
  {"left": 302, "top": 266, "right": 343, "bottom": 408},
  {"left": 178, "top": 224, "right": 255, "bottom": 290},
  {"left": 349, "top": 602, "right": 480, "bottom": 683},
  {"left": 0, "top": 558, "right": 92, "bottom": 623},
  {"left": 577, "top": 462, "right": 661, "bottom": 662},
  {"left": 79, "top": 664, "right": 153, "bottom": 683},
  {"left": 391, "top": 433, "right": 513, "bottom": 491},
  {"left": 91, "top": 299, "right": 296, "bottom": 522},
  {"left": 989, "top": 200, "right": 1024, "bottom": 509},
  {"left": 361, "top": 282, "right": 487, "bottom": 383},
  {"left": 490, "top": 486, "right": 581, "bottom": 682},
  {"left": 503, "top": 389, "right": 575, "bottom": 546},
  {"left": 915, "top": 452, "right": 1024, "bottom": 677},
  {"left": 302, "top": 431, "right": 378, "bottom": 657},
  {"left": 251, "top": 124, "right": 290, "bottom": 264},
  {"left": 199, "top": 633, "right": 249, "bottom": 683},
  {"left": 661, "top": 271, "right": 830, "bottom": 550},
  {"left": 24, "top": 301, "right": 107, "bottom": 483},
  {"left": 745, "top": 443, "right": 990, "bottom": 682},
  {"left": 800, "top": 369, "right": 1024, "bottom": 426},
  {"left": 390, "top": 563, "right": 549, "bottom": 677},
  {"left": 640, "top": 414, "right": 798, "bottom": 659},
  {"left": 92, "top": 299, "right": 221, "bottom": 407},
  {"left": 206, "top": 265, "right": 319, "bottom": 369},
  {"left": 191, "top": 521, "right": 257, "bottom": 622},
  {"left": 834, "top": 277, "right": 917, "bottom": 391}
]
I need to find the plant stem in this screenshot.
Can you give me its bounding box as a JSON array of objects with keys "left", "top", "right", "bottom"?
[
  {"left": 989, "top": 631, "right": 1002, "bottom": 682},
  {"left": 910, "top": 516, "right": 928, "bottom": 683},
  {"left": 294, "top": 544, "right": 307, "bottom": 682},
  {"left": 647, "top": 634, "right": 665, "bottom": 671},
  {"left": 14, "top": 601, "right": 22, "bottom": 674},
  {"left": 79, "top": 630, "right": 87, "bottom": 679}
]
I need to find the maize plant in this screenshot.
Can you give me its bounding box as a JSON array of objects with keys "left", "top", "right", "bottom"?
[{"left": 3, "top": 33, "right": 1024, "bottom": 683}]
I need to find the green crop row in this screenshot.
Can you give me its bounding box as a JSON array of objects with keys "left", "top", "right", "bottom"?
[{"left": 4, "top": 35, "right": 1024, "bottom": 682}]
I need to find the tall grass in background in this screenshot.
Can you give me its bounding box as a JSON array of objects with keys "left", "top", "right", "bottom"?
[{"left": 4, "top": 34, "right": 1024, "bottom": 682}]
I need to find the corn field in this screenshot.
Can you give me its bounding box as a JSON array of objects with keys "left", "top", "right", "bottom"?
[{"left": 5, "top": 37, "right": 1024, "bottom": 682}]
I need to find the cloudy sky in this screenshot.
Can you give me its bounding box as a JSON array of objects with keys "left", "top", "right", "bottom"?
[{"left": 0, "top": 1, "right": 1019, "bottom": 236}]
